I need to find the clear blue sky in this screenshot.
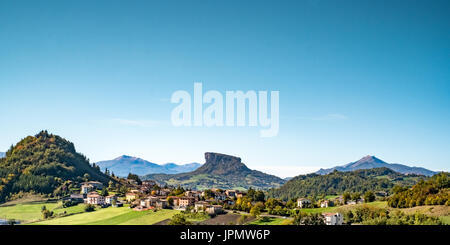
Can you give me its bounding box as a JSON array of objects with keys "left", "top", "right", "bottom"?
[{"left": 1, "top": 0, "right": 449, "bottom": 177}]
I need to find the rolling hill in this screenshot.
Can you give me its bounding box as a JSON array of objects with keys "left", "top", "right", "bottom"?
[
  {"left": 316, "top": 155, "right": 436, "bottom": 176},
  {"left": 268, "top": 167, "right": 427, "bottom": 201},
  {"left": 0, "top": 130, "right": 111, "bottom": 203},
  {"left": 143, "top": 152, "right": 286, "bottom": 190},
  {"left": 96, "top": 155, "right": 201, "bottom": 177}
]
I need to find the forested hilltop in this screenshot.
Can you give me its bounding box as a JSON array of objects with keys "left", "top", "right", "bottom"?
[
  {"left": 0, "top": 131, "right": 111, "bottom": 203},
  {"left": 268, "top": 168, "right": 426, "bottom": 201}
]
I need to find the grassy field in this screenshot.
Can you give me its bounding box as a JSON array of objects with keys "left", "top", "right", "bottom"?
[
  {"left": 0, "top": 200, "right": 88, "bottom": 222},
  {"left": 440, "top": 216, "right": 450, "bottom": 225},
  {"left": 398, "top": 205, "right": 450, "bottom": 225},
  {"left": 0, "top": 202, "right": 60, "bottom": 222},
  {"left": 31, "top": 207, "right": 180, "bottom": 225},
  {"left": 248, "top": 217, "right": 292, "bottom": 225},
  {"left": 0, "top": 197, "right": 181, "bottom": 225},
  {"left": 324, "top": 195, "right": 340, "bottom": 200}
]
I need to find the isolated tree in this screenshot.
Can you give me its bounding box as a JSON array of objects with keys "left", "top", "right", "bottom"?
[
  {"left": 169, "top": 214, "right": 192, "bottom": 225},
  {"left": 250, "top": 206, "right": 261, "bottom": 217},
  {"left": 343, "top": 192, "right": 351, "bottom": 204},
  {"left": 84, "top": 204, "right": 95, "bottom": 212},
  {"left": 167, "top": 197, "right": 174, "bottom": 206},
  {"left": 351, "top": 192, "right": 361, "bottom": 202},
  {"left": 364, "top": 191, "right": 376, "bottom": 203}
]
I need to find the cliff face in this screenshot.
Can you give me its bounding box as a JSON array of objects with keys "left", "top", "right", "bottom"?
[
  {"left": 193, "top": 152, "right": 250, "bottom": 176},
  {"left": 143, "top": 152, "right": 286, "bottom": 190}
]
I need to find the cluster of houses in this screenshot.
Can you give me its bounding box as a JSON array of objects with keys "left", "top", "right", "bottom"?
[
  {"left": 68, "top": 180, "right": 243, "bottom": 214},
  {"left": 65, "top": 181, "right": 123, "bottom": 207},
  {"left": 67, "top": 180, "right": 370, "bottom": 225},
  {"left": 125, "top": 186, "right": 241, "bottom": 215},
  {"left": 296, "top": 198, "right": 343, "bottom": 225}
]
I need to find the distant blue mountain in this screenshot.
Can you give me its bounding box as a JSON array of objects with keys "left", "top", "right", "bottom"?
[
  {"left": 316, "top": 155, "right": 437, "bottom": 176},
  {"left": 0, "top": 152, "right": 5, "bottom": 158},
  {"left": 96, "top": 155, "right": 202, "bottom": 177}
]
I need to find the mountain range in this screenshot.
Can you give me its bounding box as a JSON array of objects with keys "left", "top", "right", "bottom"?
[
  {"left": 143, "top": 152, "right": 286, "bottom": 190},
  {"left": 316, "top": 155, "right": 436, "bottom": 176},
  {"left": 96, "top": 155, "right": 202, "bottom": 177},
  {"left": 0, "top": 152, "right": 5, "bottom": 158}
]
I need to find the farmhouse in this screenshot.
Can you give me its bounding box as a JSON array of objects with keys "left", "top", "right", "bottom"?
[
  {"left": 194, "top": 201, "right": 209, "bottom": 212},
  {"left": 320, "top": 200, "right": 332, "bottom": 208},
  {"left": 179, "top": 197, "right": 195, "bottom": 208},
  {"left": 81, "top": 184, "right": 93, "bottom": 194},
  {"left": 297, "top": 198, "right": 311, "bottom": 208},
  {"left": 105, "top": 195, "right": 117, "bottom": 205},
  {"left": 323, "top": 213, "right": 343, "bottom": 225},
  {"left": 66, "top": 194, "right": 84, "bottom": 203},
  {"left": 126, "top": 192, "right": 139, "bottom": 202},
  {"left": 86, "top": 192, "right": 105, "bottom": 205},
  {"left": 141, "top": 196, "right": 159, "bottom": 208},
  {"left": 206, "top": 205, "right": 223, "bottom": 215}
]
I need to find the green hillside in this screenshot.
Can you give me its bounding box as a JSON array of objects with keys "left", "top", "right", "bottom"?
[
  {"left": 268, "top": 168, "right": 426, "bottom": 201},
  {"left": 388, "top": 172, "right": 449, "bottom": 208}
]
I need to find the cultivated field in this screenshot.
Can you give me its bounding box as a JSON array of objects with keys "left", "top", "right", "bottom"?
[
  {"left": 0, "top": 200, "right": 85, "bottom": 223},
  {"left": 31, "top": 207, "right": 180, "bottom": 225},
  {"left": 248, "top": 217, "right": 292, "bottom": 225},
  {"left": 1, "top": 198, "right": 448, "bottom": 225}
]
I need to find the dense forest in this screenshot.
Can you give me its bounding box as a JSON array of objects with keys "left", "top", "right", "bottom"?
[
  {"left": 0, "top": 130, "right": 111, "bottom": 202},
  {"left": 268, "top": 168, "right": 425, "bottom": 201},
  {"left": 388, "top": 172, "right": 449, "bottom": 208}
]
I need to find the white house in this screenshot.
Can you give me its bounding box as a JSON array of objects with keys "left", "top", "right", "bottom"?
[
  {"left": 206, "top": 205, "right": 223, "bottom": 215},
  {"left": 86, "top": 192, "right": 105, "bottom": 205},
  {"left": 105, "top": 195, "right": 117, "bottom": 205},
  {"left": 81, "top": 184, "right": 93, "bottom": 194},
  {"left": 323, "top": 213, "right": 343, "bottom": 225},
  {"left": 194, "top": 201, "right": 209, "bottom": 212},
  {"left": 320, "top": 200, "right": 330, "bottom": 208}
]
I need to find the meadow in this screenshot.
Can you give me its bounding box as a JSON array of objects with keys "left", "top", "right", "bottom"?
[
  {"left": 248, "top": 217, "right": 292, "bottom": 225},
  {"left": 31, "top": 207, "right": 180, "bottom": 225},
  {"left": 1, "top": 199, "right": 448, "bottom": 225},
  {"left": 0, "top": 197, "right": 181, "bottom": 225},
  {"left": 0, "top": 201, "right": 85, "bottom": 222}
]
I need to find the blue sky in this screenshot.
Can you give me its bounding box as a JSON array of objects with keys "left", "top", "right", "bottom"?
[{"left": 0, "top": 0, "right": 449, "bottom": 177}]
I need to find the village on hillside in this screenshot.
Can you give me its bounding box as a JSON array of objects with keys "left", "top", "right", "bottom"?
[{"left": 65, "top": 175, "right": 390, "bottom": 226}]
